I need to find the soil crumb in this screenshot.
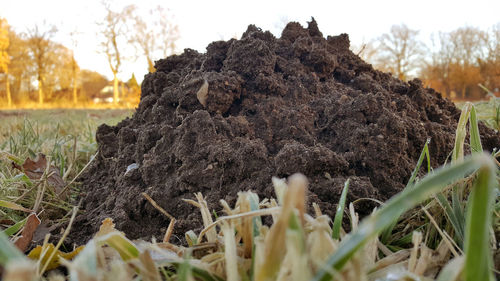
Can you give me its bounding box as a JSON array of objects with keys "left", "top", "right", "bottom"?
[{"left": 71, "top": 19, "right": 499, "bottom": 243}]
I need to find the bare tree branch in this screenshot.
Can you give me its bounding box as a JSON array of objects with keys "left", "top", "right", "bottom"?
[
  {"left": 374, "top": 24, "right": 425, "bottom": 81},
  {"left": 24, "top": 21, "right": 57, "bottom": 105},
  {"left": 98, "top": 0, "right": 132, "bottom": 104},
  {"left": 128, "top": 5, "right": 179, "bottom": 73}
]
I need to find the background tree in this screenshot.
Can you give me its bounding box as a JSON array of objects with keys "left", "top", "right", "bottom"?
[
  {"left": 98, "top": 1, "right": 133, "bottom": 104},
  {"left": 24, "top": 22, "right": 57, "bottom": 105},
  {"left": 80, "top": 69, "right": 109, "bottom": 100},
  {"left": 43, "top": 43, "right": 75, "bottom": 102},
  {"left": 421, "top": 26, "right": 489, "bottom": 99},
  {"left": 373, "top": 24, "right": 425, "bottom": 80},
  {"left": 6, "top": 25, "right": 31, "bottom": 104},
  {"left": 69, "top": 30, "right": 81, "bottom": 104},
  {"left": 351, "top": 41, "right": 378, "bottom": 65},
  {"left": 448, "top": 26, "right": 487, "bottom": 99},
  {"left": 0, "top": 18, "right": 11, "bottom": 107},
  {"left": 129, "top": 5, "right": 180, "bottom": 73},
  {"left": 478, "top": 23, "right": 500, "bottom": 93},
  {"left": 126, "top": 73, "right": 140, "bottom": 104}
]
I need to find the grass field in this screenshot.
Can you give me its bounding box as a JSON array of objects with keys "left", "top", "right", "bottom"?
[
  {"left": 0, "top": 109, "right": 133, "bottom": 242},
  {"left": 0, "top": 103, "right": 498, "bottom": 281}
]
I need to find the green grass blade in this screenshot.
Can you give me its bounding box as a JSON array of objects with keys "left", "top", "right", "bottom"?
[
  {"left": 425, "top": 142, "right": 431, "bottom": 173},
  {"left": 2, "top": 217, "right": 28, "bottom": 236},
  {"left": 407, "top": 139, "right": 430, "bottom": 188},
  {"left": 96, "top": 232, "right": 140, "bottom": 261},
  {"left": 390, "top": 225, "right": 426, "bottom": 246},
  {"left": 435, "top": 193, "right": 464, "bottom": 244},
  {"left": 453, "top": 103, "right": 472, "bottom": 163},
  {"left": 12, "top": 173, "right": 34, "bottom": 187},
  {"left": 177, "top": 256, "right": 193, "bottom": 281},
  {"left": 0, "top": 199, "right": 33, "bottom": 213},
  {"left": 464, "top": 164, "right": 497, "bottom": 281},
  {"left": 190, "top": 267, "right": 225, "bottom": 281},
  {"left": 312, "top": 154, "right": 490, "bottom": 281},
  {"left": 332, "top": 179, "right": 349, "bottom": 240},
  {"left": 185, "top": 230, "right": 198, "bottom": 247},
  {"left": 248, "top": 192, "right": 262, "bottom": 237},
  {"left": 451, "top": 188, "right": 465, "bottom": 245},
  {"left": 469, "top": 105, "right": 483, "bottom": 154},
  {"left": 380, "top": 140, "right": 430, "bottom": 244},
  {"left": 0, "top": 230, "right": 26, "bottom": 265},
  {"left": 169, "top": 261, "right": 224, "bottom": 281}
]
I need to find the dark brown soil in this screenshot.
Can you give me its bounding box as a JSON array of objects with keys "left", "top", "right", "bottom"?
[{"left": 70, "top": 20, "right": 499, "bottom": 243}]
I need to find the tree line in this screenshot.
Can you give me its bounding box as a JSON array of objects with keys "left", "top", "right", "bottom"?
[
  {"left": 0, "top": 13, "right": 498, "bottom": 107},
  {"left": 358, "top": 23, "right": 499, "bottom": 100},
  {"left": 0, "top": 1, "right": 179, "bottom": 107}
]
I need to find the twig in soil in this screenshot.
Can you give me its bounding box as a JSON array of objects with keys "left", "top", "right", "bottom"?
[
  {"left": 141, "top": 192, "right": 175, "bottom": 221},
  {"left": 163, "top": 218, "right": 176, "bottom": 243}
]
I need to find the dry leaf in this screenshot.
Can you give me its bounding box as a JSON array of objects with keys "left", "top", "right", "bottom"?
[
  {"left": 28, "top": 243, "right": 85, "bottom": 270},
  {"left": 13, "top": 213, "right": 41, "bottom": 252},
  {"left": 12, "top": 153, "right": 67, "bottom": 198},
  {"left": 95, "top": 218, "right": 124, "bottom": 237},
  {"left": 196, "top": 80, "right": 209, "bottom": 107},
  {"left": 139, "top": 250, "right": 162, "bottom": 281}
]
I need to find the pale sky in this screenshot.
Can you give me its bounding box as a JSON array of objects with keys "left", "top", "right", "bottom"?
[{"left": 2, "top": 0, "right": 499, "bottom": 83}]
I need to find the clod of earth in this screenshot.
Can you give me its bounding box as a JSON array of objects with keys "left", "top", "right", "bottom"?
[{"left": 70, "top": 19, "right": 500, "bottom": 243}]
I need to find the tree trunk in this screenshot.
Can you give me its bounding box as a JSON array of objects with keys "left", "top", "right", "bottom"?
[
  {"left": 38, "top": 79, "right": 44, "bottom": 105},
  {"left": 113, "top": 71, "right": 119, "bottom": 104},
  {"left": 120, "top": 81, "right": 125, "bottom": 103},
  {"left": 72, "top": 56, "right": 78, "bottom": 105},
  {"left": 72, "top": 77, "right": 78, "bottom": 105},
  {"left": 5, "top": 69, "right": 11, "bottom": 107}
]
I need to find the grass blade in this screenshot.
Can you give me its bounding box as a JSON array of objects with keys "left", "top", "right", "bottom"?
[
  {"left": 222, "top": 222, "right": 239, "bottom": 281},
  {"left": 436, "top": 257, "right": 464, "bottom": 281},
  {"left": 255, "top": 174, "right": 307, "bottom": 281},
  {"left": 248, "top": 192, "right": 261, "bottom": 281},
  {"left": 332, "top": 179, "right": 349, "bottom": 240},
  {"left": 453, "top": 103, "right": 472, "bottom": 163},
  {"left": 0, "top": 199, "right": 33, "bottom": 213},
  {"left": 96, "top": 232, "right": 140, "bottom": 261},
  {"left": 435, "top": 193, "right": 464, "bottom": 244},
  {"left": 139, "top": 250, "right": 162, "bottom": 281},
  {"left": 312, "top": 154, "right": 491, "bottom": 281},
  {"left": 451, "top": 188, "right": 465, "bottom": 246},
  {"left": 2, "top": 217, "right": 28, "bottom": 236},
  {"left": 407, "top": 139, "right": 431, "bottom": 188},
  {"left": 464, "top": 163, "right": 497, "bottom": 281},
  {"left": 469, "top": 105, "right": 483, "bottom": 154},
  {"left": 380, "top": 140, "right": 430, "bottom": 244},
  {"left": 177, "top": 256, "right": 194, "bottom": 281},
  {"left": 0, "top": 231, "right": 26, "bottom": 265}
]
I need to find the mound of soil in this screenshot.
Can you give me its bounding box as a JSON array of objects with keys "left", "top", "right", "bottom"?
[{"left": 71, "top": 20, "right": 499, "bottom": 242}]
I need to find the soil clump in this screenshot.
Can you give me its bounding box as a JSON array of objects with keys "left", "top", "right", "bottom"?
[{"left": 71, "top": 20, "right": 499, "bottom": 242}]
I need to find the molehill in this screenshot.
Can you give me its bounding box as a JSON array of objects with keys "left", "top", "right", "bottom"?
[{"left": 71, "top": 20, "right": 499, "bottom": 242}]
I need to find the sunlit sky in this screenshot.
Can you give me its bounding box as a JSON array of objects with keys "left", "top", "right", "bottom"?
[{"left": 2, "top": 0, "right": 499, "bottom": 83}]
